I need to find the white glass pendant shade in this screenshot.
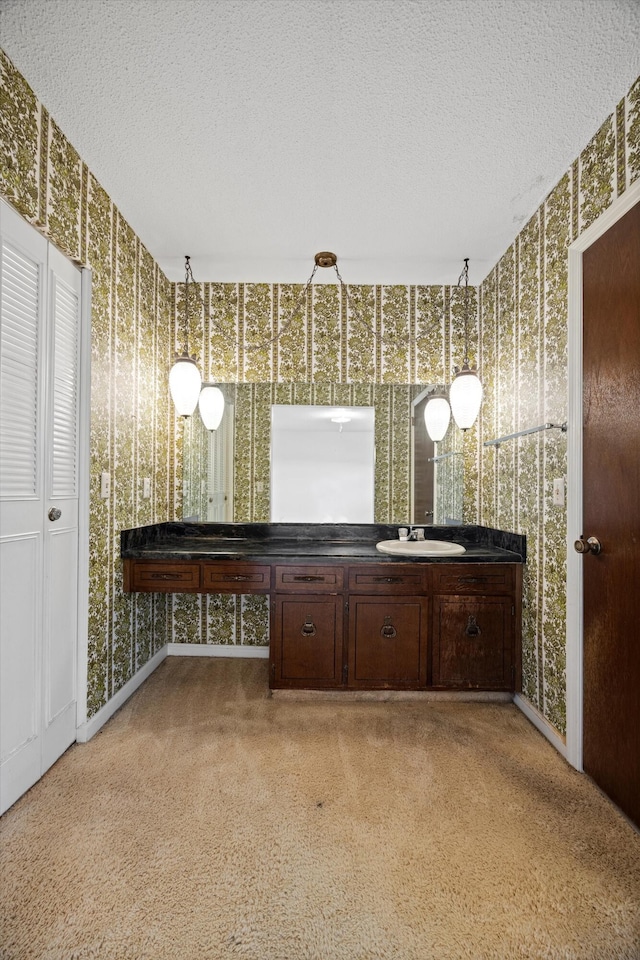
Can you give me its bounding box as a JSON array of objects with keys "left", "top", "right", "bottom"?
[
  {"left": 169, "top": 355, "right": 202, "bottom": 417},
  {"left": 198, "top": 385, "right": 225, "bottom": 431},
  {"left": 424, "top": 396, "right": 451, "bottom": 442},
  {"left": 449, "top": 364, "right": 483, "bottom": 430}
]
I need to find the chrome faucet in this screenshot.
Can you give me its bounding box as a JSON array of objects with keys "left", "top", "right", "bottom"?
[{"left": 407, "top": 525, "right": 425, "bottom": 541}]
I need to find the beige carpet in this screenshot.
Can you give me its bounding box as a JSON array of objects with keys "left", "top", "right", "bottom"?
[{"left": 1, "top": 657, "right": 639, "bottom": 960}]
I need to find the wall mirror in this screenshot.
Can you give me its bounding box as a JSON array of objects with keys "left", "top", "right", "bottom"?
[
  {"left": 271, "top": 405, "right": 375, "bottom": 522},
  {"left": 182, "top": 383, "right": 463, "bottom": 525}
]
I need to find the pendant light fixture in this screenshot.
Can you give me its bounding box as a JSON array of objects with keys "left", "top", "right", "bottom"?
[
  {"left": 424, "top": 389, "right": 451, "bottom": 442},
  {"left": 449, "top": 257, "right": 483, "bottom": 431},
  {"left": 169, "top": 255, "right": 202, "bottom": 417},
  {"left": 198, "top": 384, "right": 225, "bottom": 431}
]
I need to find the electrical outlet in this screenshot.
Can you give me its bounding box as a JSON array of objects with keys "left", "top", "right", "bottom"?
[
  {"left": 552, "top": 477, "right": 565, "bottom": 507},
  {"left": 256, "top": 481, "right": 264, "bottom": 493},
  {"left": 142, "top": 477, "right": 151, "bottom": 499},
  {"left": 100, "top": 471, "right": 110, "bottom": 499}
]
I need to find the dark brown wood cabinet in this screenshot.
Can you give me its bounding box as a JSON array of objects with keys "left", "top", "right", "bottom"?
[
  {"left": 123, "top": 556, "right": 521, "bottom": 693},
  {"left": 202, "top": 562, "right": 270, "bottom": 593},
  {"left": 348, "top": 596, "right": 428, "bottom": 688},
  {"left": 431, "top": 595, "right": 513, "bottom": 689},
  {"left": 271, "top": 565, "right": 345, "bottom": 689},
  {"left": 431, "top": 563, "right": 521, "bottom": 691},
  {"left": 272, "top": 594, "right": 344, "bottom": 687},
  {"left": 123, "top": 560, "right": 202, "bottom": 593}
]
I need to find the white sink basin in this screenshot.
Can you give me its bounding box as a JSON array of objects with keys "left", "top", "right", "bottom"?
[{"left": 376, "top": 539, "right": 466, "bottom": 557}]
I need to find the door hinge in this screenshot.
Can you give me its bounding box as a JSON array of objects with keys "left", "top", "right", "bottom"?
[
  {"left": 345, "top": 600, "right": 349, "bottom": 613},
  {"left": 342, "top": 664, "right": 348, "bottom": 684},
  {"left": 512, "top": 604, "right": 515, "bottom": 616}
]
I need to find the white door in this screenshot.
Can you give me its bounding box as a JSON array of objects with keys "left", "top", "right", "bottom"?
[
  {"left": 207, "top": 404, "right": 234, "bottom": 521},
  {"left": 0, "top": 201, "right": 81, "bottom": 814}
]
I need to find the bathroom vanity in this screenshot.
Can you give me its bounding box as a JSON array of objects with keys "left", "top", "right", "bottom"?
[{"left": 121, "top": 523, "right": 525, "bottom": 694}]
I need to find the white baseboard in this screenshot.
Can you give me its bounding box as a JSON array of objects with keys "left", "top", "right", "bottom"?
[
  {"left": 76, "top": 647, "right": 168, "bottom": 742},
  {"left": 514, "top": 693, "right": 568, "bottom": 760},
  {"left": 166, "top": 643, "right": 269, "bottom": 659}
]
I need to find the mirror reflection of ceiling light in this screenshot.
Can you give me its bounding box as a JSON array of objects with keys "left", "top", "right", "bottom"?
[
  {"left": 198, "top": 384, "right": 225, "bottom": 431},
  {"left": 331, "top": 416, "right": 351, "bottom": 424},
  {"left": 424, "top": 392, "right": 451, "bottom": 442}
]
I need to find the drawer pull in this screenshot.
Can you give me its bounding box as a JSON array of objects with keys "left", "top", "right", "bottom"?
[
  {"left": 150, "top": 572, "right": 184, "bottom": 581},
  {"left": 465, "top": 615, "right": 482, "bottom": 637},
  {"left": 458, "top": 577, "right": 489, "bottom": 585},
  {"left": 380, "top": 616, "right": 397, "bottom": 639},
  {"left": 301, "top": 616, "right": 317, "bottom": 637},
  {"left": 372, "top": 576, "right": 404, "bottom": 583},
  {"left": 223, "top": 575, "right": 256, "bottom": 582},
  {"left": 293, "top": 575, "right": 326, "bottom": 582}
]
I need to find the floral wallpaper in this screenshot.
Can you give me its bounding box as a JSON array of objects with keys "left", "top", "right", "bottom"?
[
  {"left": 2, "top": 46, "right": 639, "bottom": 734},
  {"left": 477, "top": 79, "right": 640, "bottom": 735},
  {"left": 1, "top": 50, "right": 175, "bottom": 717}
]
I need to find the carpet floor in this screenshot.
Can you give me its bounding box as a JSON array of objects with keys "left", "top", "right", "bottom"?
[{"left": 1, "top": 656, "right": 639, "bottom": 960}]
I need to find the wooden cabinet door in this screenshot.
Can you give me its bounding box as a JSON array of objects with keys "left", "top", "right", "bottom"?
[
  {"left": 348, "top": 596, "right": 428, "bottom": 689},
  {"left": 432, "top": 596, "right": 513, "bottom": 689},
  {"left": 272, "top": 595, "right": 344, "bottom": 688}
]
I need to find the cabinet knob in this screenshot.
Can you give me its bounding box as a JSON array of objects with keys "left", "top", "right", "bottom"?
[
  {"left": 380, "top": 616, "right": 397, "bottom": 639},
  {"left": 465, "top": 615, "right": 481, "bottom": 638},
  {"left": 301, "top": 616, "right": 317, "bottom": 637}
]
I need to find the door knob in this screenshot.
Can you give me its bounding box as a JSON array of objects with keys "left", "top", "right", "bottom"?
[
  {"left": 574, "top": 536, "right": 602, "bottom": 555},
  {"left": 48, "top": 507, "right": 62, "bottom": 522}
]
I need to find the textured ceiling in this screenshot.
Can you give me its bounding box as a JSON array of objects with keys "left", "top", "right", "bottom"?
[{"left": 2, "top": 0, "right": 639, "bottom": 284}]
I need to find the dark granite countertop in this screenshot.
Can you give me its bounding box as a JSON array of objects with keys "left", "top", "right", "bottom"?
[{"left": 121, "top": 522, "right": 526, "bottom": 564}]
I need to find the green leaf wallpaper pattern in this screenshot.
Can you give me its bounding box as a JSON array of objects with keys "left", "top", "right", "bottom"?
[
  {"left": 0, "top": 51, "right": 40, "bottom": 222},
  {"left": 1, "top": 48, "right": 638, "bottom": 730}
]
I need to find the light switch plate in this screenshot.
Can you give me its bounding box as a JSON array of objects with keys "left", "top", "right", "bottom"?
[
  {"left": 100, "top": 471, "right": 110, "bottom": 499},
  {"left": 552, "top": 477, "right": 565, "bottom": 507},
  {"left": 143, "top": 477, "right": 151, "bottom": 499}
]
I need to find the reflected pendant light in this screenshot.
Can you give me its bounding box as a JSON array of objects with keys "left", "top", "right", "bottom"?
[
  {"left": 450, "top": 257, "right": 483, "bottom": 430},
  {"left": 198, "top": 385, "right": 225, "bottom": 431},
  {"left": 424, "top": 394, "right": 451, "bottom": 442},
  {"left": 169, "top": 255, "right": 202, "bottom": 417}
]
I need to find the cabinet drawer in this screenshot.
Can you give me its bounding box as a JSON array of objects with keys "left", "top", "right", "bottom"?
[
  {"left": 124, "top": 559, "right": 201, "bottom": 593},
  {"left": 275, "top": 565, "right": 344, "bottom": 593},
  {"left": 348, "top": 564, "right": 426, "bottom": 594},
  {"left": 432, "top": 564, "right": 514, "bottom": 595},
  {"left": 202, "top": 562, "right": 270, "bottom": 593}
]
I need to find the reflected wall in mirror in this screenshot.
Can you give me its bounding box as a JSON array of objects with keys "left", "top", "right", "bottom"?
[
  {"left": 412, "top": 389, "right": 463, "bottom": 524},
  {"left": 183, "top": 383, "right": 463, "bottom": 524}
]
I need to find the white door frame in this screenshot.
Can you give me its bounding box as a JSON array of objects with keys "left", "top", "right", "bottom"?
[
  {"left": 75, "top": 268, "right": 91, "bottom": 728},
  {"left": 565, "top": 177, "right": 640, "bottom": 771}
]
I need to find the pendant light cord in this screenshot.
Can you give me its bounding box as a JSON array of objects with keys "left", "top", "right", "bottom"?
[
  {"left": 456, "top": 257, "right": 470, "bottom": 367},
  {"left": 183, "top": 255, "right": 194, "bottom": 356}
]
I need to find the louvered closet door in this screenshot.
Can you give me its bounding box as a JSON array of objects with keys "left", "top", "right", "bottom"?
[
  {"left": 0, "top": 201, "right": 81, "bottom": 814},
  {"left": 41, "top": 244, "right": 80, "bottom": 774}
]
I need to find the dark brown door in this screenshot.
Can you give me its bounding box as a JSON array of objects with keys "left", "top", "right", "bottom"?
[{"left": 582, "top": 199, "right": 640, "bottom": 828}]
